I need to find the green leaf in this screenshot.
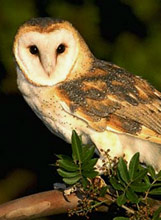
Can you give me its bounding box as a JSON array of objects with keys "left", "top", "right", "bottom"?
[
  {"left": 71, "top": 130, "right": 82, "bottom": 162},
  {"left": 157, "top": 170, "right": 161, "bottom": 177},
  {"left": 82, "top": 158, "right": 98, "bottom": 170},
  {"left": 126, "top": 188, "right": 139, "bottom": 203},
  {"left": 81, "top": 177, "right": 89, "bottom": 189},
  {"left": 149, "top": 187, "right": 161, "bottom": 195},
  {"left": 116, "top": 170, "right": 126, "bottom": 187},
  {"left": 63, "top": 176, "right": 81, "bottom": 185},
  {"left": 57, "top": 168, "right": 80, "bottom": 178},
  {"left": 113, "top": 217, "right": 129, "bottom": 220},
  {"left": 118, "top": 158, "right": 130, "bottom": 183},
  {"left": 56, "top": 154, "right": 71, "bottom": 160},
  {"left": 117, "top": 193, "right": 126, "bottom": 206},
  {"left": 58, "top": 159, "right": 78, "bottom": 171},
  {"left": 133, "top": 168, "right": 148, "bottom": 182},
  {"left": 129, "top": 152, "right": 139, "bottom": 180},
  {"left": 148, "top": 165, "right": 156, "bottom": 180},
  {"left": 82, "top": 145, "right": 95, "bottom": 163},
  {"left": 153, "top": 183, "right": 161, "bottom": 187},
  {"left": 156, "top": 170, "right": 161, "bottom": 181},
  {"left": 110, "top": 177, "right": 124, "bottom": 191},
  {"left": 130, "top": 182, "right": 150, "bottom": 192},
  {"left": 144, "top": 175, "right": 150, "bottom": 185},
  {"left": 83, "top": 170, "right": 99, "bottom": 178},
  {"left": 99, "top": 186, "right": 109, "bottom": 197},
  {"left": 152, "top": 206, "right": 161, "bottom": 220}
]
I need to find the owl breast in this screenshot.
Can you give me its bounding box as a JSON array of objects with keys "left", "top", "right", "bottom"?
[{"left": 17, "top": 67, "right": 92, "bottom": 143}]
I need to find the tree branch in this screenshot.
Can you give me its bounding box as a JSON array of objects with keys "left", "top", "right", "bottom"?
[
  {"left": 0, "top": 189, "right": 160, "bottom": 220},
  {"left": 0, "top": 190, "right": 79, "bottom": 220}
]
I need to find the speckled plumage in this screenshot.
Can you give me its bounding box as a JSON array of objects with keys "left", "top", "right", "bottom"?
[
  {"left": 13, "top": 17, "right": 161, "bottom": 171},
  {"left": 56, "top": 60, "right": 161, "bottom": 140}
]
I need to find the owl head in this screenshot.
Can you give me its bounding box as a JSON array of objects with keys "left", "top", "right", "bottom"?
[{"left": 13, "top": 17, "right": 93, "bottom": 86}]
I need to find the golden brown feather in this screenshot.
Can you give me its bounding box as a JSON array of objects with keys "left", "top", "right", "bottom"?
[{"left": 56, "top": 60, "right": 161, "bottom": 144}]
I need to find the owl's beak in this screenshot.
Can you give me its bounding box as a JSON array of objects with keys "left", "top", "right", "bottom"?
[{"left": 40, "top": 54, "right": 56, "bottom": 77}]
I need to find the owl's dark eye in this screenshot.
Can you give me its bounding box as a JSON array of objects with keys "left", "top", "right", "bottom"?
[
  {"left": 29, "top": 45, "right": 39, "bottom": 55},
  {"left": 56, "top": 44, "right": 66, "bottom": 54}
]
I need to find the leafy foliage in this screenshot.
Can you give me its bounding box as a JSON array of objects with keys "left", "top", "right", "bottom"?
[
  {"left": 56, "top": 130, "right": 161, "bottom": 219},
  {"left": 57, "top": 130, "right": 98, "bottom": 187},
  {"left": 109, "top": 152, "right": 161, "bottom": 219}
]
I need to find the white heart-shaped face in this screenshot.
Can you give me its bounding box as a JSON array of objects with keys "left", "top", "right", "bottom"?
[{"left": 14, "top": 28, "right": 78, "bottom": 86}]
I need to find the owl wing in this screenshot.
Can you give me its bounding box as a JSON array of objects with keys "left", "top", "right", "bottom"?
[{"left": 56, "top": 61, "right": 161, "bottom": 144}]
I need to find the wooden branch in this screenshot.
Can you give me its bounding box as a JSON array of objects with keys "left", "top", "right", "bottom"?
[
  {"left": 0, "top": 189, "right": 160, "bottom": 220},
  {"left": 0, "top": 190, "right": 79, "bottom": 220},
  {"left": 0, "top": 189, "right": 111, "bottom": 220}
]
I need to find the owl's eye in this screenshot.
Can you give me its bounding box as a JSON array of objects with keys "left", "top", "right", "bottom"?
[
  {"left": 29, "top": 45, "right": 39, "bottom": 55},
  {"left": 56, "top": 44, "right": 66, "bottom": 54}
]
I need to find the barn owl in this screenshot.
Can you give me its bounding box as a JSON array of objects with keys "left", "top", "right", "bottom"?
[{"left": 13, "top": 17, "right": 161, "bottom": 171}]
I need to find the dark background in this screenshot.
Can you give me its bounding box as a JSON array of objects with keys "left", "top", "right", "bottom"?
[{"left": 0, "top": 0, "right": 161, "bottom": 219}]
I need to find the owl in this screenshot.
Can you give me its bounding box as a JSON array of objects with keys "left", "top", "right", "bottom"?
[{"left": 13, "top": 17, "right": 161, "bottom": 171}]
